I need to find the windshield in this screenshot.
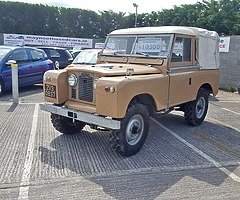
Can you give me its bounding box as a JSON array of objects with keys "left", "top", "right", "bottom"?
[
  {"left": 73, "top": 50, "right": 99, "bottom": 65},
  {"left": 102, "top": 34, "right": 173, "bottom": 58},
  {"left": 0, "top": 48, "right": 11, "bottom": 61}
]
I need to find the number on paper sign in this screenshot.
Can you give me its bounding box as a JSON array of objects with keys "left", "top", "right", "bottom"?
[{"left": 137, "top": 38, "right": 162, "bottom": 53}]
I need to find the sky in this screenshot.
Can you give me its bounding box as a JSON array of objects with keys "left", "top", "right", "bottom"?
[{"left": 4, "top": 0, "right": 200, "bottom": 13}]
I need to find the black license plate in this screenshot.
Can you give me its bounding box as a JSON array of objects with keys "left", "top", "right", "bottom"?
[{"left": 45, "top": 84, "right": 56, "bottom": 98}]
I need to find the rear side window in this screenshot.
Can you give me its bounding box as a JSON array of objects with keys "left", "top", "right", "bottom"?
[
  {"left": 63, "top": 50, "right": 73, "bottom": 59},
  {"left": 49, "top": 49, "right": 60, "bottom": 58},
  {"left": 58, "top": 49, "right": 72, "bottom": 59},
  {"left": 8, "top": 49, "right": 30, "bottom": 63},
  {"left": 29, "top": 49, "right": 45, "bottom": 61}
]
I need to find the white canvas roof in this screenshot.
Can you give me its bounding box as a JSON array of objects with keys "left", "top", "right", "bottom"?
[
  {"left": 110, "top": 26, "right": 220, "bottom": 69},
  {"left": 110, "top": 26, "right": 197, "bottom": 36},
  {"left": 189, "top": 27, "right": 220, "bottom": 69}
]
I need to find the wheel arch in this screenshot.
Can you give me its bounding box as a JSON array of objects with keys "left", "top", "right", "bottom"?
[
  {"left": 128, "top": 93, "right": 157, "bottom": 116},
  {"left": 200, "top": 83, "right": 213, "bottom": 93}
]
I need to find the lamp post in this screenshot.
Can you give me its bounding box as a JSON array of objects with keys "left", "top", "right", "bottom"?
[{"left": 133, "top": 3, "right": 138, "bottom": 28}]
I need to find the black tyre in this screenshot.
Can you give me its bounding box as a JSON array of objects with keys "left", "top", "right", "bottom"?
[
  {"left": 109, "top": 103, "right": 150, "bottom": 156},
  {"left": 184, "top": 89, "right": 210, "bottom": 126},
  {"left": 0, "top": 81, "right": 4, "bottom": 95},
  {"left": 51, "top": 113, "right": 85, "bottom": 135}
]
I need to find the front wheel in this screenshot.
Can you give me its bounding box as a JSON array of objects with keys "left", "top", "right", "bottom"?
[
  {"left": 184, "top": 89, "right": 210, "bottom": 126},
  {"left": 51, "top": 113, "right": 85, "bottom": 135},
  {"left": 109, "top": 103, "right": 150, "bottom": 156},
  {"left": 54, "top": 61, "right": 60, "bottom": 70}
]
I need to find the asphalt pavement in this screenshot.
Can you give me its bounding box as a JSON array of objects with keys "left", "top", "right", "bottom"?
[{"left": 0, "top": 85, "right": 240, "bottom": 200}]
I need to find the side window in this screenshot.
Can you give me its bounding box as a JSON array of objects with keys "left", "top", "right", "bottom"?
[
  {"left": 171, "top": 37, "right": 191, "bottom": 62},
  {"left": 8, "top": 49, "right": 30, "bottom": 63},
  {"left": 49, "top": 50, "right": 60, "bottom": 58},
  {"left": 30, "top": 49, "right": 44, "bottom": 61}
]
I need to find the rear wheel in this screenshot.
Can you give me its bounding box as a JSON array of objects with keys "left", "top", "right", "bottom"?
[
  {"left": 184, "top": 89, "right": 210, "bottom": 126},
  {"left": 109, "top": 103, "right": 150, "bottom": 156},
  {"left": 51, "top": 113, "right": 85, "bottom": 135}
]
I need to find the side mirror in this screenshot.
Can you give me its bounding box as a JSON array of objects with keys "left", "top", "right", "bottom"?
[{"left": 6, "top": 60, "right": 18, "bottom": 67}]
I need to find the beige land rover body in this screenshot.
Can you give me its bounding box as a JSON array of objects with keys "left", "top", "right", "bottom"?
[{"left": 40, "top": 26, "right": 220, "bottom": 156}]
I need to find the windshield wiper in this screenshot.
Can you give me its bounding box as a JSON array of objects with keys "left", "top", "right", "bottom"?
[
  {"left": 113, "top": 51, "right": 122, "bottom": 56},
  {"left": 73, "top": 62, "right": 88, "bottom": 64},
  {"left": 135, "top": 52, "right": 149, "bottom": 57}
]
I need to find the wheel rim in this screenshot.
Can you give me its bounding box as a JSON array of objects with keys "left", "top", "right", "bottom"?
[
  {"left": 55, "top": 61, "right": 60, "bottom": 70},
  {"left": 126, "top": 114, "right": 144, "bottom": 146},
  {"left": 196, "top": 97, "right": 206, "bottom": 119}
]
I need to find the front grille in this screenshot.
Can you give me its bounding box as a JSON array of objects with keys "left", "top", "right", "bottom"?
[
  {"left": 78, "top": 73, "right": 93, "bottom": 102},
  {"left": 71, "top": 88, "right": 76, "bottom": 99}
]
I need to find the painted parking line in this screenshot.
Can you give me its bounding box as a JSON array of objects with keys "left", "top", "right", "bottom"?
[
  {"left": 151, "top": 118, "right": 240, "bottom": 183},
  {"left": 18, "top": 103, "right": 39, "bottom": 200},
  {"left": 221, "top": 107, "right": 240, "bottom": 116},
  {"left": 218, "top": 101, "right": 240, "bottom": 103},
  {"left": 210, "top": 102, "right": 240, "bottom": 116}
]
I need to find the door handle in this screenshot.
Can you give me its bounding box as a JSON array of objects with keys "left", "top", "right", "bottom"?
[{"left": 189, "top": 78, "right": 192, "bottom": 85}]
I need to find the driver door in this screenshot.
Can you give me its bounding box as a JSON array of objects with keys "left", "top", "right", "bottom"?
[
  {"left": 168, "top": 35, "right": 197, "bottom": 107},
  {"left": 7, "top": 48, "right": 33, "bottom": 86}
]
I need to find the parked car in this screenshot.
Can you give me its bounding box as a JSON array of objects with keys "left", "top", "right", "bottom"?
[
  {"left": 72, "top": 49, "right": 101, "bottom": 65},
  {"left": 37, "top": 47, "right": 73, "bottom": 69},
  {"left": 0, "top": 45, "right": 53, "bottom": 95},
  {"left": 69, "top": 49, "right": 82, "bottom": 59}
]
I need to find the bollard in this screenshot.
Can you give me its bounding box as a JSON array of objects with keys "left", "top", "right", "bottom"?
[{"left": 9, "top": 60, "right": 19, "bottom": 104}]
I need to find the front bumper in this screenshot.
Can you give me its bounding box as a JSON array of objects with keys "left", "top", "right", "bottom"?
[{"left": 40, "top": 103, "right": 121, "bottom": 130}]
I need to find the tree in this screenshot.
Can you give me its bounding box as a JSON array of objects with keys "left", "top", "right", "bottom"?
[{"left": 0, "top": 0, "right": 240, "bottom": 39}]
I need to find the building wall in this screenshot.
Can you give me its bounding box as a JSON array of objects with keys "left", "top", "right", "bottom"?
[{"left": 219, "top": 36, "right": 240, "bottom": 89}]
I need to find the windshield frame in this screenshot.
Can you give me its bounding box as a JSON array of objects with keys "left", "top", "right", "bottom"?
[
  {"left": 102, "top": 34, "right": 174, "bottom": 59},
  {"left": 72, "top": 50, "right": 100, "bottom": 65}
]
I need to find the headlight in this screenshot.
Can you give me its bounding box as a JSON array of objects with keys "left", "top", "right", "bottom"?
[{"left": 68, "top": 74, "right": 78, "bottom": 87}]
